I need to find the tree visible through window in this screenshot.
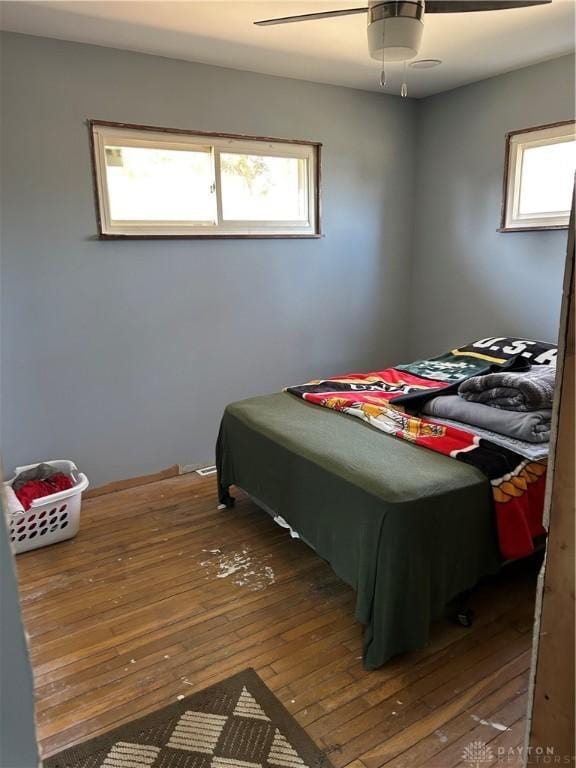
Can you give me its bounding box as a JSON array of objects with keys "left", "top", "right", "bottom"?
[{"left": 220, "top": 153, "right": 307, "bottom": 222}]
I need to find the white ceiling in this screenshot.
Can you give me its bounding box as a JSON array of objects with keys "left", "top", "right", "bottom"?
[{"left": 1, "top": 0, "right": 574, "bottom": 97}]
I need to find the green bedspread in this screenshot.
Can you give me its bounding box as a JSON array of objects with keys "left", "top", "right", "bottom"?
[{"left": 216, "top": 392, "right": 502, "bottom": 669}]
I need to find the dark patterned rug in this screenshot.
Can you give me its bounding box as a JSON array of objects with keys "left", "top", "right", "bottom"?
[{"left": 43, "top": 668, "right": 333, "bottom": 768}]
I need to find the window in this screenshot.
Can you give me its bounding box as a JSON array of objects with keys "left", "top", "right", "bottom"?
[
  {"left": 500, "top": 121, "right": 576, "bottom": 232},
  {"left": 90, "top": 121, "right": 321, "bottom": 238}
]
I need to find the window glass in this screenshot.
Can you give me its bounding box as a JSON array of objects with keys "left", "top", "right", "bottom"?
[
  {"left": 220, "top": 153, "right": 307, "bottom": 222},
  {"left": 104, "top": 145, "right": 215, "bottom": 222},
  {"left": 518, "top": 140, "right": 576, "bottom": 216}
]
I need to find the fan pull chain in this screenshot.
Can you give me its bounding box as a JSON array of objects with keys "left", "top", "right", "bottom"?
[
  {"left": 379, "top": 22, "right": 387, "bottom": 88},
  {"left": 380, "top": 62, "right": 387, "bottom": 88},
  {"left": 401, "top": 61, "right": 408, "bottom": 98}
]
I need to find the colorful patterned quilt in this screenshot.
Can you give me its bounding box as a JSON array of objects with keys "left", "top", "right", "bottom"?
[{"left": 286, "top": 337, "right": 557, "bottom": 560}]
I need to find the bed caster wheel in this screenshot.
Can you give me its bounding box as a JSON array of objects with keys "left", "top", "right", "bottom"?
[{"left": 456, "top": 608, "right": 474, "bottom": 628}]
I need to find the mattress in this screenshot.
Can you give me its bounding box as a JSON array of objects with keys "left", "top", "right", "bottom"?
[{"left": 216, "top": 392, "right": 502, "bottom": 668}]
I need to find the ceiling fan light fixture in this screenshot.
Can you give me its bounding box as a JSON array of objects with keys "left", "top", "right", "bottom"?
[{"left": 367, "top": 1, "right": 424, "bottom": 61}]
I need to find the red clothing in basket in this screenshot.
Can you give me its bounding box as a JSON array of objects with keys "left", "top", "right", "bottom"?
[{"left": 15, "top": 474, "right": 74, "bottom": 511}]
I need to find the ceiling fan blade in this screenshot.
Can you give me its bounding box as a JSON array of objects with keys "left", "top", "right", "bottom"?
[
  {"left": 254, "top": 7, "right": 368, "bottom": 26},
  {"left": 425, "top": 0, "right": 551, "bottom": 11}
]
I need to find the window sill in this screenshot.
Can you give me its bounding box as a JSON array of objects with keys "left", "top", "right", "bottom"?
[
  {"left": 96, "top": 233, "right": 324, "bottom": 240},
  {"left": 497, "top": 224, "right": 569, "bottom": 233}
]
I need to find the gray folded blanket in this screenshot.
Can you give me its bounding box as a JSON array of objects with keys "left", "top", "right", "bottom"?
[
  {"left": 422, "top": 395, "right": 551, "bottom": 443},
  {"left": 423, "top": 416, "right": 549, "bottom": 460},
  {"left": 458, "top": 365, "right": 556, "bottom": 411}
]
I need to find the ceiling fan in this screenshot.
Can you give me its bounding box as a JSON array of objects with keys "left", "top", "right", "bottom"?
[{"left": 254, "top": 1, "right": 551, "bottom": 94}]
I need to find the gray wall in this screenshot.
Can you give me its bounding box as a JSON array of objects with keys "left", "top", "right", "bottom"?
[
  {"left": 409, "top": 55, "right": 574, "bottom": 359},
  {"left": 0, "top": 32, "right": 416, "bottom": 486},
  {"left": 0, "top": 46, "right": 37, "bottom": 756}
]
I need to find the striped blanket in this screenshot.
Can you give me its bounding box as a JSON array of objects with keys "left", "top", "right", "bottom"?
[{"left": 287, "top": 338, "right": 557, "bottom": 560}]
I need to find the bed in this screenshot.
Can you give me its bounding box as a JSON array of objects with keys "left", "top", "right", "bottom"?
[{"left": 216, "top": 391, "right": 502, "bottom": 670}]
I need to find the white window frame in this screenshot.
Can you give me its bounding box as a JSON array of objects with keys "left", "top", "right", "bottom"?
[
  {"left": 500, "top": 121, "right": 575, "bottom": 232},
  {"left": 90, "top": 121, "right": 321, "bottom": 238}
]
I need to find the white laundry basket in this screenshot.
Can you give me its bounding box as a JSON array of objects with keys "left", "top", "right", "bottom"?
[{"left": 5, "top": 460, "right": 89, "bottom": 554}]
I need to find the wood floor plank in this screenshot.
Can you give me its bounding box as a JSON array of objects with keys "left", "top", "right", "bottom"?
[
  {"left": 374, "top": 671, "right": 529, "bottom": 768},
  {"left": 13, "top": 473, "right": 540, "bottom": 764},
  {"left": 356, "top": 654, "right": 531, "bottom": 768}
]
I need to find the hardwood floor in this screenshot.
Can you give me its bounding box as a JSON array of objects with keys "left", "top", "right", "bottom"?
[{"left": 15, "top": 473, "right": 540, "bottom": 767}]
